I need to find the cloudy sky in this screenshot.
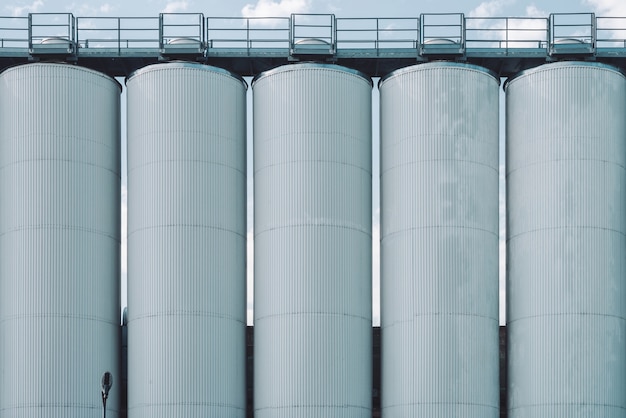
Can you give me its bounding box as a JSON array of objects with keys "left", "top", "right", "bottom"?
[{"left": 4, "top": 0, "right": 625, "bottom": 326}]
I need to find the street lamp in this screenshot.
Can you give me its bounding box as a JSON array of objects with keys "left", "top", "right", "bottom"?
[{"left": 101, "top": 371, "right": 113, "bottom": 418}]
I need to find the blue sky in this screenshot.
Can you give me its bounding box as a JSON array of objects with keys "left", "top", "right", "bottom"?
[{"left": 5, "top": 0, "right": 625, "bottom": 325}]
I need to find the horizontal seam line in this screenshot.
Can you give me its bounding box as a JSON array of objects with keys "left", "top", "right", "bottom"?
[
  {"left": 0, "top": 314, "right": 119, "bottom": 326},
  {"left": 129, "top": 312, "right": 245, "bottom": 325},
  {"left": 255, "top": 160, "right": 372, "bottom": 176},
  {"left": 0, "top": 225, "right": 119, "bottom": 241},
  {"left": 255, "top": 312, "right": 371, "bottom": 322},
  {"left": 128, "top": 159, "right": 245, "bottom": 176},
  {"left": 0, "top": 159, "right": 120, "bottom": 176},
  {"left": 508, "top": 225, "right": 626, "bottom": 241},
  {"left": 384, "top": 225, "right": 497, "bottom": 240},
  {"left": 255, "top": 404, "right": 370, "bottom": 411},
  {"left": 507, "top": 312, "right": 626, "bottom": 325},
  {"left": 384, "top": 313, "right": 499, "bottom": 329},
  {"left": 129, "top": 224, "right": 246, "bottom": 239},
  {"left": 509, "top": 402, "right": 626, "bottom": 411},
  {"left": 507, "top": 158, "right": 626, "bottom": 176},
  {"left": 385, "top": 401, "right": 499, "bottom": 409},
  {"left": 256, "top": 223, "right": 371, "bottom": 238},
  {"left": 129, "top": 402, "right": 244, "bottom": 409},
  {"left": 381, "top": 158, "right": 498, "bottom": 175}
]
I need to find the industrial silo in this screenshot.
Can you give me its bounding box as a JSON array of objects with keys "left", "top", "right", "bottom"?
[
  {"left": 253, "top": 63, "right": 373, "bottom": 418},
  {"left": 0, "top": 63, "right": 121, "bottom": 417},
  {"left": 506, "top": 62, "right": 626, "bottom": 418},
  {"left": 379, "top": 62, "right": 500, "bottom": 418},
  {"left": 126, "top": 62, "right": 247, "bottom": 418}
]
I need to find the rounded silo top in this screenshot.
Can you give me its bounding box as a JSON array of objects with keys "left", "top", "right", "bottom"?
[
  {"left": 503, "top": 61, "right": 626, "bottom": 91},
  {"left": 379, "top": 61, "right": 500, "bottom": 88},
  {"left": 125, "top": 61, "right": 247, "bottom": 88},
  {"left": 0, "top": 62, "right": 122, "bottom": 92},
  {"left": 251, "top": 62, "right": 373, "bottom": 87}
]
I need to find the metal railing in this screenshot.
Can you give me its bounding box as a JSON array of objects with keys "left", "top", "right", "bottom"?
[
  {"left": 0, "top": 16, "right": 28, "bottom": 48},
  {"left": 0, "top": 12, "right": 625, "bottom": 57},
  {"left": 206, "top": 16, "right": 290, "bottom": 50},
  {"left": 28, "top": 13, "right": 75, "bottom": 53},
  {"left": 336, "top": 18, "right": 419, "bottom": 50},
  {"left": 549, "top": 13, "right": 596, "bottom": 55},
  {"left": 466, "top": 17, "right": 548, "bottom": 50},
  {"left": 290, "top": 13, "right": 335, "bottom": 54},
  {"left": 595, "top": 16, "right": 626, "bottom": 48},
  {"left": 76, "top": 17, "right": 159, "bottom": 52},
  {"left": 159, "top": 13, "right": 204, "bottom": 51}
]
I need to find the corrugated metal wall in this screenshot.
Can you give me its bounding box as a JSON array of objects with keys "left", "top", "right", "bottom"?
[
  {"left": 379, "top": 62, "right": 500, "bottom": 417},
  {"left": 0, "top": 63, "right": 122, "bottom": 418},
  {"left": 253, "top": 63, "right": 373, "bottom": 418},
  {"left": 506, "top": 62, "right": 626, "bottom": 418},
  {"left": 3, "top": 57, "right": 626, "bottom": 418},
  {"left": 126, "top": 63, "right": 247, "bottom": 417}
]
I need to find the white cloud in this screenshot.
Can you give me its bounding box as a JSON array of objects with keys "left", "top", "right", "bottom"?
[
  {"left": 468, "top": 0, "right": 513, "bottom": 18},
  {"left": 467, "top": 4, "right": 549, "bottom": 48},
  {"left": 66, "top": 2, "right": 114, "bottom": 15},
  {"left": 162, "top": 1, "right": 189, "bottom": 13},
  {"left": 584, "top": 0, "right": 626, "bottom": 43},
  {"left": 6, "top": 0, "right": 43, "bottom": 17},
  {"left": 242, "top": 0, "right": 310, "bottom": 18},
  {"left": 584, "top": 0, "right": 626, "bottom": 15},
  {"left": 525, "top": 4, "right": 547, "bottom": 18}
]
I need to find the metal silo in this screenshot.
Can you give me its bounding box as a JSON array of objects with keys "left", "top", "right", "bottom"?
[
  {"left": 379, "top": 62, "right": 500, "bottom": 418},
  {"left": 253, "top": 63, "right": 373, "bottom": 418},
  {"left": 506, "top": 62, "right": 626, "bottom": 418},
  {"left": 126, "top": 62, "right": 247, "bottom": 418},
  {"left": 0, "top": 63, "right": 121, "bottom": 417}
]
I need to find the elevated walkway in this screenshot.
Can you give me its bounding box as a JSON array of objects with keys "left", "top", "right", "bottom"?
[{"left": 1, "top": 12, "right": 625, "bottom": 78}]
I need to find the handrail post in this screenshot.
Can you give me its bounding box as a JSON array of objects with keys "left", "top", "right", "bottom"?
[
  {"left": 201, "top": 14, "right": 206, "bottom": 48},
  {"left": 376, "top": 18, "right": 379, "bottom": 52},
  {"left": 591, "top": 12, "right": 597, "bottom": 51},
  {"left": 117, "top": 17, "right": 121, "bottom": 55},
  {"left": 28, "top": 13, "right": 32, "bottom": 51},
  {"left": 289, "top": 13, "right": 294, "bottom": 53},
  {"left": 547, "top": 14, "right": 552, "bottom": 51},
  {"left": 416, "top": 17, "right": 420, "bottom": 50},
  {"left": 506, "top": 17, "right": 509, "bottom": 52},
  {"left": 331, "top": 14, "right": 336, "bottom": 54},
  {"left": 158, "top": 13, "right": 164, "bottom": 50},
  {"left": 460, "top": 13, "right": 466, "bottom": 53}
]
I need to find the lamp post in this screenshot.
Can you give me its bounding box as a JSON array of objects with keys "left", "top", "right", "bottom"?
[{"left": 101, "top": 371, "right": 113, "bottom": 418}]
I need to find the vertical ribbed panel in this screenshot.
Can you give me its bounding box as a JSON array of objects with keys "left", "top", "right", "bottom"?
[
  {"left": 0, "top": 63, "right": 121, "bottom": 418},
  {"left": 506, "top": 62, "right": 626, "bottom": 418},
  {"left": 126, "top": 63, "right": 247, "bottom": 418},
  {"left": 379, "top": 63, "right": 500, "bottom": 418},
  {"left": 253, "top": 63, "right": 372, "bottom": 418}
]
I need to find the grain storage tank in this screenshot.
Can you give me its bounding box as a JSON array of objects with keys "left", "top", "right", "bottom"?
[
  {"left": 379, "top": 62, "right": 500, "bottom": 418},
  {"left": 506, "top": 61, "right": 626, "bottom": 418},
  {"left": 0, "top": 63, "right": 121, "bottom": 417},
  {"left": 253, "top": 63, "right": 373, "bottom": 418},
  {"left": 126, "top": 62, "right": 247, "bottom": 418}
]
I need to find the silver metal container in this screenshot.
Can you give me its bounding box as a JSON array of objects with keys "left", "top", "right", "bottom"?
[
  {"left": 379, "top": 62, "right": 500, "bottom": 418},
  {"left": 0, "top": 63, "right": 121, "bottom": 417},
  {"left": 253, "top": 63, "right": 373, "bottom": 418},
  {"left": 506, "top": 61, "right": 626, "bottom": 418},
  {"left": 126, "top": 62, "right": 247, "bottom": 417}
]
